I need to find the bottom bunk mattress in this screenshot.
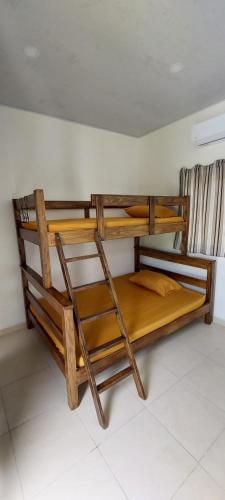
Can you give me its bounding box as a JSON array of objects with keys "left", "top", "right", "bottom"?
[{"left": 30, "top": 274, "right": 206, "bottom": 367}]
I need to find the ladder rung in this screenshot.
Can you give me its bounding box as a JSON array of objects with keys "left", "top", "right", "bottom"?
[
  {"left": 66, "top": 253, "right": 99, "bottom": 263},
  {"left": 97, "top": 366, "right": 133, "bottom": 394},
  {"left": 72, "top": 279, "right": 108, "bottom": 293},
  {"left": 89, "top": 337, "right": 125, "bottom": 358},
  {"left": 80, "top": 307, "right": 117, "bottom": 324}
]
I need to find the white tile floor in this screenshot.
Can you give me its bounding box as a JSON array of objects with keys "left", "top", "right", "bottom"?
[{"left": 1, "top": 321, "right": 225, "bottom": 499}]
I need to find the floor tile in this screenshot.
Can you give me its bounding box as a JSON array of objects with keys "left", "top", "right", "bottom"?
[
  {"left": 12, "top": 406, "right": 95, "bottom": 499},
  {"left": 2, "top": 367, "right": 63, "bottom": 429},
  {"left": 34, "top": 448, "right": 126, "bottom": 500},
  {"left": 77, "top": 368, "right": 144, "bottom": 445},
  {"left": 170, "top": 321, "right": 225, "bottom": 356},
  {"left": 0, "top": 434, "right": 23, "bottom": 500},
  {"left": 126, "top": 347, "right": 178, "bottom": 404},
  {"left": 149, "top": 337, "right": 205, "bottom": 378},
  {"left": 183, "top": 359, "right": 225, "bottom": 412},
  {"left": 201, "top": 429, "right": 225, "bottom": 490},
  {"left": 173, "top": 465, "right": 225, "bottom": 500},
  {"left": 100, "top": 410, "right": 195, "bottom": 500},
  {"left": 0, "top": 329, "right": 48, "bottom": 387},
  {"left": 0, "top": 392, "right": 8, "bottom": 436},
  {"left": 149, "top": 379, "right": 225, "bottom": 460}
]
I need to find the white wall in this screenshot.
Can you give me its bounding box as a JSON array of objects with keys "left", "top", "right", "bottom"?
[
  {"left": 0, "top": 105, "right": 140, "bottom": 330},
  {"left": 2, "top": 100, "right": 225, "bottom": 330},
  {"left": 139, "top": 99, "right": 225, "bottom": 323}
]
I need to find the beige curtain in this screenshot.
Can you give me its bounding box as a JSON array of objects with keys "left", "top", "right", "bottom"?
[{"left": 174, "top": 160, "right": 225, "bottom": 256}]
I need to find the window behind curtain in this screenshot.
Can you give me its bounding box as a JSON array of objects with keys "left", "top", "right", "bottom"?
[{"left": 174, "top": 160, "right": 225, "bottom": 256}]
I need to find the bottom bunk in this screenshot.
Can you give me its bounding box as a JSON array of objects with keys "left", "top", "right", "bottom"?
[
  {"left": 24, "top": 246, "right": 215, "bottom": 413},
  {"left": 30, "top": 273, "right": 206, "bottom": 368}
]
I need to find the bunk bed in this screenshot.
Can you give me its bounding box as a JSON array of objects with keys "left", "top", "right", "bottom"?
[{"left": 13, "top": 189, "right": 215, "bottom": 427}]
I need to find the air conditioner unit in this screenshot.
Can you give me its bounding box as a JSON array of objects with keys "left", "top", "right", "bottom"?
[{"left": 192, "top": 113, "right": 225, "bottom": 147}]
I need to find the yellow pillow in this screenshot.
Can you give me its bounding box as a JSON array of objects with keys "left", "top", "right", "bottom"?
[
  {"left": 129, "top": 270, "right": 181, "bottom": 297},
  {"left": 125, "top": 205, "right": 177, "bottom": 218}
]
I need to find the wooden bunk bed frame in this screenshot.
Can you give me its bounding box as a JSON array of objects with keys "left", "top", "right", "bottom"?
[{"left": 12, "top": 189, "right": 215, "bottom": 412}]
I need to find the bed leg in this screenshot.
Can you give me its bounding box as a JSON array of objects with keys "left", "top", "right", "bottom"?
[
  {"left": 205, "top": 312, "right": 213, "bottom": 325},
  {"left": 62, "top": 306, "right": 79, "bottom": 409}
]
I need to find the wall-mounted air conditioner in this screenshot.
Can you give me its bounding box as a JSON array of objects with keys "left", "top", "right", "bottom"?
[{"left": 192, "top": 113, "right": 225, "bottom": 147}]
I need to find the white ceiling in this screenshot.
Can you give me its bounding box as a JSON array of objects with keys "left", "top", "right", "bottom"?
[{"left": 1, "top": 0, "right": 225, "bottom": 136}]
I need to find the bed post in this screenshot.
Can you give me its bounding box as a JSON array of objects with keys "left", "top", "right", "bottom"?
[
  {"left": 180, "top": 196, "right": 190, "bottom": 255},
  {"left": 34, "top": 189, "right": 52, "bottom": 288},
  {"left": 205, "top": 260, "right": 216, "bottom": 324},
  {"left": 134, "top": 237, "right": 140, "bottom": 272},
  {"left": 62, "top": 306, "right": 79, "bottom": 409},
  {"left": 12, "top": 199, "right": 33, "bottom": 329}
]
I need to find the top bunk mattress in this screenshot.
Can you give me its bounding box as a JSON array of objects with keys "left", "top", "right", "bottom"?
[{"left": 22, "top": 216, "right": 184, "bottom": 232}]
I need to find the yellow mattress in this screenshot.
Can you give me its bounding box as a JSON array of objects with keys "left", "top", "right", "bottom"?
[
  {"left": 30, "top": 274, "right": 205, "bottom": 367},
  {"left": 22, "top": 216, "right": 183, "bottom": 232}
]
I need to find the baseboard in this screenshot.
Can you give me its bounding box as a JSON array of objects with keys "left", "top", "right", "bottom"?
[
  {"left": 213, "top": 317, "right": 225, "bottom": 327},
  {"left": 0, "top": 322, "right": 27, "bottom": 337}
]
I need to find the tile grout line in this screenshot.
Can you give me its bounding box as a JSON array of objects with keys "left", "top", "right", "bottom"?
[
  {"left": 0, "top": 387, "right": 26, "bottom": 499},
  {"left": 97, "top": 446, "right": 129, "bottom": 500}
]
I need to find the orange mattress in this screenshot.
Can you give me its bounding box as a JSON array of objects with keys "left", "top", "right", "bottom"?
[
  {"left": 22, "top": 216, "right": 183, "bottom": 232},
  {"left": 30, "top": 274, "right": 205, "bottom": 367}
]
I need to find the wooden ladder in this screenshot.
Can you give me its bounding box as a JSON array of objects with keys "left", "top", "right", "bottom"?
[{"left": 55, "top": 231, "right": 146, "bottom": 428}]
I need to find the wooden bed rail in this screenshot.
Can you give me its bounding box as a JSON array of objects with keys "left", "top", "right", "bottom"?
[
  {"left": 21, "top": 264, "right": 78, "bottom": 409},
  {"left": 135, "top": 245, "right": 216, "bottom": 324},
  {"left": 92, "top": 194, "right": 190, "bottom": 242}
]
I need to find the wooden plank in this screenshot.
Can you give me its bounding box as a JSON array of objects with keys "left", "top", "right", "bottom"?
[
  {"left": 66, "top": 253, "right": 99, "bottom": 263},
  {"left": 34, "top": 189, "right": 52, "bottom": 288},
  {"left": 91, "top": 194, "right": 149, "bottom": 207},
  {"left": 95, "top": 195, "right": 105, "bottom": 239},
  {"left": 154, "top": 196, "right": 189, "bottom": 206},
  {"left": 13, "top": 193, "right": 36, "bottom": 210},
  {"left": 45, "top": 200, "right": 91, "bottom": 210},
  {"left": 26, "top": 288, "right": 64, "bottom": 344},
  {"left": 22, "top": 264, "right": 71, "bottom": 313},
  {"left": 134, "top": 236, "right": 140, "bottom": 272},
  {"left": 72, "top": 279, "right": 107, "bottom": 292},
  {"left": 140, "top": 263, "right": 207, "bottom": 289},
  {"left": 97, "top": 366, "right": 133, "bottom": 394},
  {"left": 48, "top": 225, "right": 150, "bottom": 246},
  {"left": 154, "top": 222, "right": 186, "bottom": 234},
  {"left": 139, "top": 246, "right": 215, "bottom": 269},
  {"left": 12, "top": 200, "right": 33, "bottom": 329},
  {"left": 80, "top": 307, "right": 117, "bottom": 324},
  {"left": 28, "top": 310, "right": 65, "bottom": 375},
  {"left": 19, "top": 228, "right": 40, "bottom": 245},
  {"left": 62, "top": 307, "right": 78, "bottom": 410}
]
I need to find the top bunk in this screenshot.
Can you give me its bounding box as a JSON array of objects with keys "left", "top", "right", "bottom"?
[{"left": 13, "top": 189, "right": 190, "bottom": 247}]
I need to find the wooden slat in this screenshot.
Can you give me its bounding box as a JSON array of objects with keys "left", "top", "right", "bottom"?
[
  {"left": 140, "top": 263, "right": 207, "bottom": 289},
  {"left": 154, "top": 196, "right": 189, "bottom": 206},
  {"left": 26, "top": 288, "right": 63, "bottom": 344},
  {"left": 66, "top": 253, "right": 99, "bottom": 263},
  {"left": 72, "top": 279, "right": 107, "bottom": 293},
  {"left": 45, "top": 200, "right": 91, "bottom": 210},
  {"left": 154, "top": 222, "right": 186, "bottom": 235},
  {"left": 35, "top": 189, "right": 52, "bottom": 288},
  {"left": 80, "top": 307, "right": 117, "bottom": 324},
  {"left": 13, "top": 193, "right": 36, "bottom": 210},
  {"left": 62, "top": 307, "right": 78, "bottom": 410},
  {"left": 97, "top": 366, "right": 133, "bottom": 394},
  {"left": 28, "top": 310, "right": 65, "bottom": 375},
  {"left": 19, "top": 228, "right": 40, "bottom": 245},
  {"left": 139, "top": 246, "right": 214, "bottom": 269},
  {"left": 91, "top": 194, "right": 149, "bottom": 207},
  {"left": 95, "top": 195, "right": 105, "bottom": 239},
  {"left": 22, "top": 264, "right": 71, "bottom": 313},
  {"left": 149, "top": 196, "right": 155, "bottom": 234},
  {"left": 89, "top": 337, "right": 125, "bottom": 358}
]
